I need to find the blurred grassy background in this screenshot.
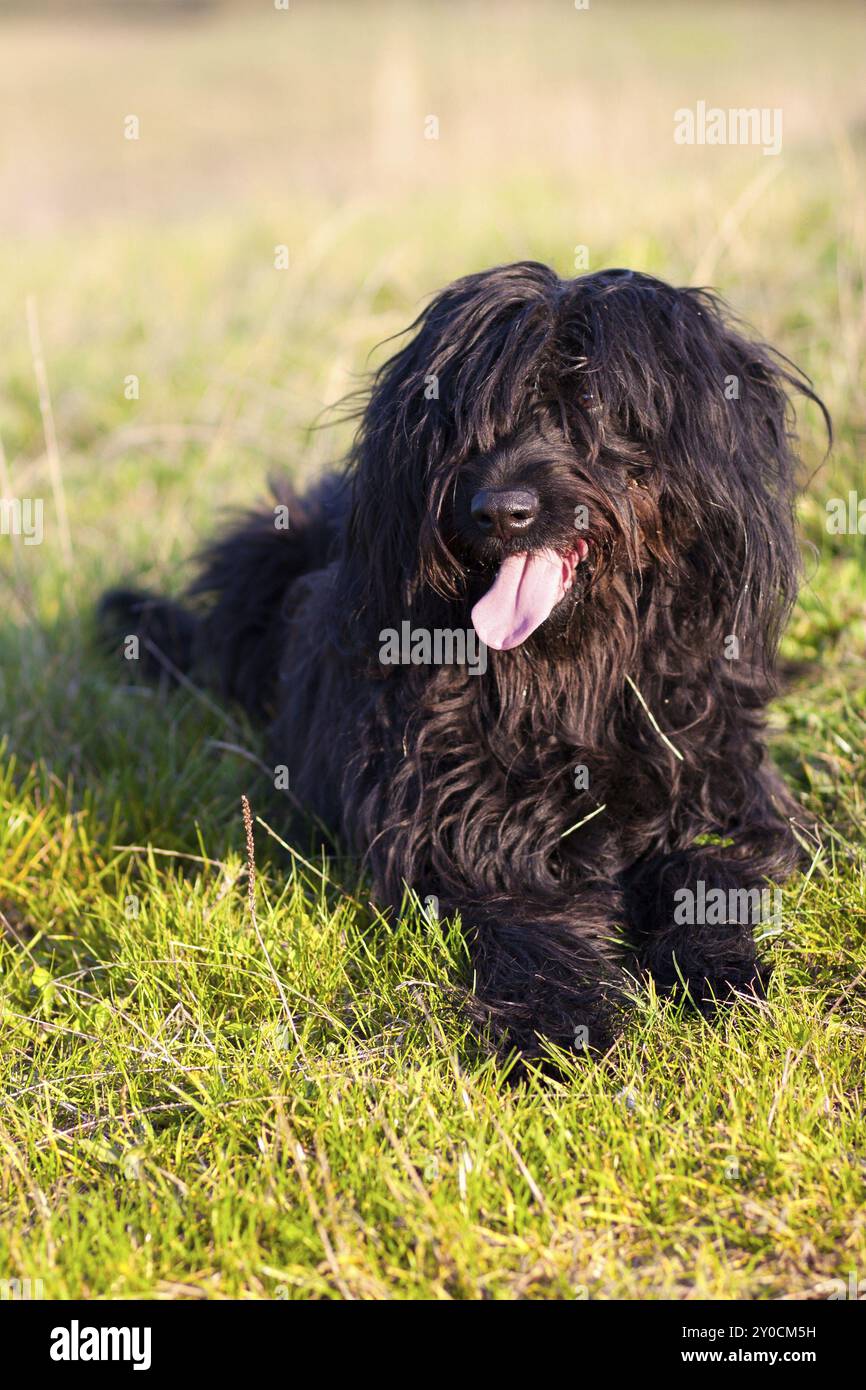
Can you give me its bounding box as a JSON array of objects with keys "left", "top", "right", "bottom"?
[
  {"left": 1, "top": 1, "right": 864, "bottom": 553},
  {"left": 1, "top": 1, "right": 865, "bottom": 1300}
]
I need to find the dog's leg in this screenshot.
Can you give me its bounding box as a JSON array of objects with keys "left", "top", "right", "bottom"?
[
  {"left": 99, "top": 476, "right": 342, "bottom": 720},
  {"left": 96, "top": 587, "right": 200, "bottom": 689},
  {"left": 624, "top": 838, "right": 794, "bottom": 1008},
  {"left": 431, "top": 886, "right": 629, "bottom": 1064}
]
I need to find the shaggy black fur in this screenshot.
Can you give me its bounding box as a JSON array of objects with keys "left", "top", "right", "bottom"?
[{"left": 100, "top": 263, "right": 828, "bottom": 1063}]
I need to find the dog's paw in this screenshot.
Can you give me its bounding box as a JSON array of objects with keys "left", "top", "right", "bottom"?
[{"left": 688, "top": 956, "right": 772, "bottom": 1015}]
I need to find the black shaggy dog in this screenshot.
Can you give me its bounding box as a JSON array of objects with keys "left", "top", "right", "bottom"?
[{"left": 101, "top": 263, "right": 828, "bottom": 1063}]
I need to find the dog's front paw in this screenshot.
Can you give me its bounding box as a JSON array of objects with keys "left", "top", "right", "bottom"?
[
  {"left": 638, "top": 919, "right": 770, "bottom": 1012},
  {"left": 692, "top": 955, "right": 772, "bottom": 1013}
]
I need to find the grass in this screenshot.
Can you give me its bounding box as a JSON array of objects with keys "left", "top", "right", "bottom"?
[{"left": 1, "top": 0, "right": 865, "bottom": 1300}]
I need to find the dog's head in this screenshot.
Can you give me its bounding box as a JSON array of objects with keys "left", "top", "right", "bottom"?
[{"left": 342, "top": 263, "right": 826, "bottom": 673}]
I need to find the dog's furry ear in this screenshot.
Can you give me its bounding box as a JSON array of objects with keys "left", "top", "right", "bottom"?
[
  {"left": 578, "top": 279, "right": 830, "bottom": 677},
  {"left": 676, "top": 291, "right": 827, "bottom": 671}
]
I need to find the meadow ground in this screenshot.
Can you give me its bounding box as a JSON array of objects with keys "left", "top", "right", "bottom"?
[{"left": 0, "top": 1, "right": 864, "bottom": 1299}]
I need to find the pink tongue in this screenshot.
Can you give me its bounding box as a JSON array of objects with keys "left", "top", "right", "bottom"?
[{"left": 471, "top": 550, "right": 567, "bottom": 651}]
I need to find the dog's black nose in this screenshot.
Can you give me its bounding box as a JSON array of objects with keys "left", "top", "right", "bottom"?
[{"left": 470, "top": 488, "right": 539, "bottom": 537}]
